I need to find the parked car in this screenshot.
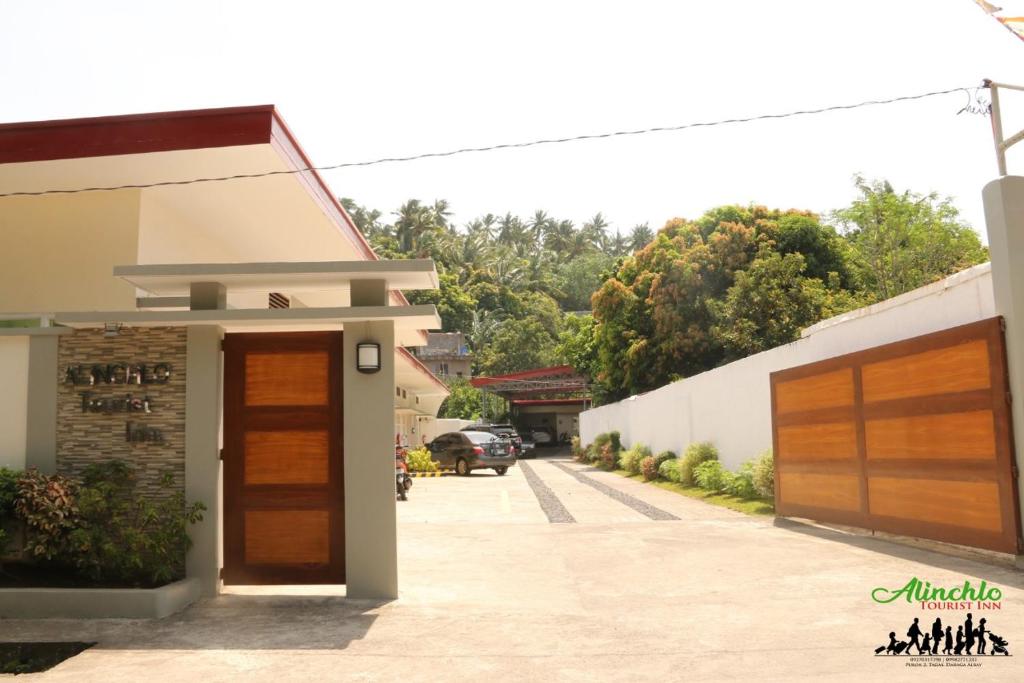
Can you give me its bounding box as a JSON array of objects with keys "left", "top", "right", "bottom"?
[
  {"left": 517, "top": 432, "right": 537, "bottom": 458},
  {"left": 462, "top": 423, "right": 523, "bottom": 457},
  {"left": 428, "top": 431, "right": 516, "bottom": 476},
  {"left": 531, "top": 429, "right": 553, "bottom": 445}
]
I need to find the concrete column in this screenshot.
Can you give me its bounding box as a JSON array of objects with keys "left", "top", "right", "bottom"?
[
  {"left": 25, "top": 335, "right": 58, "bottom": 473},
  {"left": 983, "top": 176, "right": 1024, "bottom": 546},
  {"left": 184, "top": 325, "right": 223, "bottom": 596},
  {"left": 343, "top": 276, "right": 397, "bottom": 598},
  {"left": 189, "top": 282, "right": 227, "bottom": 311}
]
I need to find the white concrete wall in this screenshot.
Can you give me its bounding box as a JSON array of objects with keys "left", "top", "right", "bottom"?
[
  {"left": 0, "top": 337, "right": 29, "bottom": 469},
  {"left": 581, "top": 263, "right": 996, "bottom": 470},
  {"left": 418, "top": 418, "right": 473, "bottom": 445}
]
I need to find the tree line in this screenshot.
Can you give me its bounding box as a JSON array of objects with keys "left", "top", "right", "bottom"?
[{"left": 342, "top": 175, "right": 987, "bottom": 409}]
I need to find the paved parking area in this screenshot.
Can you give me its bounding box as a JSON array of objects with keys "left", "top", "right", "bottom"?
[{"left": 5, "top": 454, "right": 1024, "bottom": 681}]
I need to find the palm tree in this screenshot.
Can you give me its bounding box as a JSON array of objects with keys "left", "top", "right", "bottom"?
[
  {"left": 629, "top": 223, "right": 654, "bottom": 252},
  {"left": 544, "top": 219, "right": 577, "bottom": 256}
]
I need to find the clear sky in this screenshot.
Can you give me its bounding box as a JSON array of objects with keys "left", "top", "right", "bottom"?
[{"left": 2, "top": 0, "right": 1022, "bottom": 237}]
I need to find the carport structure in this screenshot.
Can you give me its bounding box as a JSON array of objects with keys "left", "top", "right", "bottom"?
[{"left": 471, "top": 365, "right": 590, "bottom": 440}]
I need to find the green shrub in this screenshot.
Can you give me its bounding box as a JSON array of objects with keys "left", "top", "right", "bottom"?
[
  {"left": 653, "top": 451, "right": 676, "bottom": 470},
  {"left": 593, "top": 433, "right": 612, "bottom": 451},
  {"left": 619, "top": 444, "right": 651, "bottom": 475},
  {"left": 14, "top": 469, "right": 78, "bottom": 561},
  {"left": 694, "top": 460, "right": 726, "bottom": 492},
  {"left": 66, "top": 461, "right": 205, "bottom": 586},
  {"left": 752, "top": 449, "right": 775, "bottom": 498},
  {"left": 598, "top": 443, "right": 618, "bottom": 470},
  {"left": 406, "top": 447, "right": 438, "bottom": 472},
  {"left": 609, "top": 431, "right": 622, "bottom": 453},
  {"left": 658, "top": 459, "right": 681, "bottom": 482},
  {"left": 570, "top": 436, "right": 583, "bottom": 459},
  {"left": 724, "top": 460, "right": 759, "bottom": 499},
  {"left": 640, "top": 456, "right": 658, "bottom": 481},
  {"left": 680, "top": 442, "right": 718, "bottom": 486},
  {"left": 0, "top": 467, "right": 20, "bottom": 554}
]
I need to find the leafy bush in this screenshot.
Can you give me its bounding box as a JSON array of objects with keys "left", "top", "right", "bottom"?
[
  {"left": 598, "top": 443, "right": 618, "bottom": 470},
  {"left": 619, "top": 444, "right": 651, "bottom": 475},
  {"left": 724, "top": 460, "right": 759, "bottom": 499},
  {"left": 593, "top": 433, "right": 612, "bottom": 451},
  {"left": 406, "top": 447, "right": 438, "bottom": 472},
  {"left": 658, "top": 459, "right": 681, "bottom": 483},
  {"left": 14, "top": 469, "right": 78, "bottom": 561},
  {"left": 752, "top": 449, "right": 775, "bottom": 498},
  {"left": 0, "top": 467, "right": 20, "bottom": 554},
  {"left": 571, "top": 436, "right": 583, "bottom": 460},
  {"left": 680, "top": 442, "right": 719, "bottom": 487},
  {"left": 640, "top": 456, "right": 658, "bottom": 481},
  {"left": 694, "top": 460, "right": 726, "bottom": 492},
  {"left": 653, "top": 451, "right": 676, "bottom": 470},
  {"left": 609, "top": 431, "right": 622, "bottom": 453},
  {"left": 66, "top": 461, "right": 205, "bottom": 586}
]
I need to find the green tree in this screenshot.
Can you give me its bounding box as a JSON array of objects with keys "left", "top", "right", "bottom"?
[
  {"left": 833, "top": 176, "right": 988, "bottom": 300},
  {"left": 553, "top": 252, "right": 615, "bottom": 311},
  {"left": 405, "top": 273, "right": 477, "bottom": 333},
  {"left": 438, "top": 377, "right": 482, "bottom": 420},
  {"left": 477, "top": 318, "right": 559, "bottom": 375}
]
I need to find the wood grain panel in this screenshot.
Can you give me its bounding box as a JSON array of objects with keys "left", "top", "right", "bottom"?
[
  {"left": 779, "top": 472, "right": 860, "bottom": 511},
  {"left": 777, "top": 422, "right": 857, "bottom": 461},
  {"left": 775, "top": 368, "right": 854, "bottom": 415},
  {"left": 245, "top": 431, "right": 329, "bottom": 484},
  {"left": 868, "top": 478, "right": 1002, "bottom": 531},
  {"left": 861, "top": 340, "right": 990, "bottom": 403},
  {"left": 245, "top": 510, "right": 330, "bottom": 564},
  {"left": 865, "top": 411, "right": 996, "bottom": 460},
  {"left": 245, "top": 351, "right": 328, "bottom": 406}
]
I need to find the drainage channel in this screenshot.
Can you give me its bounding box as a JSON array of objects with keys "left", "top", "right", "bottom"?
[
  {"left": 549, "top": 461, "right": 679, "bottom": 521},
  {"left": 518, "top": 460, "right": 576, "bottom": 523}
]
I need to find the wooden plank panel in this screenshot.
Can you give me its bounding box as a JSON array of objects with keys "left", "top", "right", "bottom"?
[
  {"left": 245, "top": 431, "right": 329, "bottom": 485},
  {"left": 777, "top": 422, "right": 857, "bottom": 461},
  {"left": 245, "top": 510, "right": 330, "bottom": 564},
  {"left": 775, "top": 368, "right": 854, "bottom": 415},
  {"left": 861, "top": 340, "right": 990, "bottom": 403},
  {"left": 246, "top": 351, "right": 328, "bottom": 406},
  {"left": 778, "top": 472, "right": 860, "bottom": 511},
  {"left": 865, "top": 411, "right": 996, "bottom": 460},
  {"left": 868, "top": 477, "right": 1002, "bottom": 531}
]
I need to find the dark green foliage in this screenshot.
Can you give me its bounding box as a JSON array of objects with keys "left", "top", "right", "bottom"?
[
  {"left": 0, "top": 467, "right": 20, "bottom": 554},
  {"left": 14, "top": 469, "right": 78, "bottom": 561},
  {"left": 694, "top": 460, "right": 726, "bottom": 491},
  {"left": 653, "top": 451, "right": 676, "bottom": 470},
  {"left": 66, "top": 461, "right": 205, "bottom": 586},
  {"left": 752, "top": 450, "right": 775, "bottom": 498},
  {"left": 609, "top": 431, "right": 622, "bottom": 453},
  {"left": 658, "top": 459, "right": 681, "bottom": 483}
]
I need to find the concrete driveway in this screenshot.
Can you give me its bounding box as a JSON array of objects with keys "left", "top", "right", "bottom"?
[{"left": 5, "top": 454, "right": 1023, "bottom": 681}]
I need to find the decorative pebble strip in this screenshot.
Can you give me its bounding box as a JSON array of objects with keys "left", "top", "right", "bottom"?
[
  {"left": 408, "top": 471, "right": 447, "bottom": 478},
  {"left": 518, "top": 460, "right": 576, "bottom": 524},
  {"left": 549, "top": 461, "right": 679, "bottom": 521}
]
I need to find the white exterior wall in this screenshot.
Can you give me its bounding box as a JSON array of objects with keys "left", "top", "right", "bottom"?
[
  {"left": 0, "top": 337, "right": 29, "bottom": 469},
  {"left": 418, "top": 418, "right": 473, "bottom": 446},
  {"left": 581, "top": 264, "right": 996, "bottom": 470}
]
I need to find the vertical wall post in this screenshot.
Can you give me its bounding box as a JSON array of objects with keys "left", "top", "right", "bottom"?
[
  {"left": 185, "top": 325, "right": 224, "bottom": 596},
  {"left": 25, "top": 334, "right": 59, "bottom": 473},
  {"left": 344, "top": 279, "right": 398, "bottom": 598},
  {"left": 983, "top": 176, "right": 1024, "bottom": 556}
]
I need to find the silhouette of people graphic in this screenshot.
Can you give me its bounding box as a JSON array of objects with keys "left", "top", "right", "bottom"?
[
  {"left": 955, "top": 626, "right": 965, "bottom": 655},
  {"left": 965, "top": 613, "right": 975, "bottom": 655},
  {"left": 907, "top": 618, "right": 925, "bottom": 655},
  {"left": 977, "top": 618, "right": 988, "bottom": 655},
  {"left": 922, "top": 634, "right": 933, "bottom": 654},
  {"left": 931, "top": 617, "right": 942, "bottom": 654},
  {"left": 943, "top": 626, "right": 953, "bottom": 655},
  {"left": 886, "top": 632, "right": 900, "bottom": 655}
]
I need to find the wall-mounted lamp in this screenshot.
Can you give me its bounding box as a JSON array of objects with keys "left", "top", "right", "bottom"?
[{"left": 356, "top": 341, "right": 382, "bottom": 373}]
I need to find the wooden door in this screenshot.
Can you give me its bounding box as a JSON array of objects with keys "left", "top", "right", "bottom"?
[
  {"left": 770, "top": 318, "right": 1022, "bottom": 555},
  {"left": 223, "top": 332, "right": 344, "bottom": 584}
]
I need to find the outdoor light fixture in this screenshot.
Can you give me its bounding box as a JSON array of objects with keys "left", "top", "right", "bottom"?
[
  {"left": 103, "top": 322, "right": 123, "bottom": 338},
  {"left": 356, "top": 341, "right": 382, "bottom": 373}
]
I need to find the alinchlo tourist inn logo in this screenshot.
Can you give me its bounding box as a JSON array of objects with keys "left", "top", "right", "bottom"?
[{"left": 871, "top": 577, "right": 1011, "bottom": 666}]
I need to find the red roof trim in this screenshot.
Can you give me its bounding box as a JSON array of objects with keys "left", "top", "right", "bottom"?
[
  {"left": 398, "top": 347, "right": 450, "bottom": 393},
  {"left": 0, "top": 105, "right": 276, "bottom": 164},
  {"left": 471, "top": 364, "right": 576, "bottom": 387},
  {"left": 511, "top": 398, "right": 587, "bottom": 407}
]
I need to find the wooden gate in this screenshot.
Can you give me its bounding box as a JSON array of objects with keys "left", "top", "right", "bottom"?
[
  {"left": 770, "top": 318, "right": 1022, "bottom": 554},
  {"left": 223, "top": 332, "right": 345, "bottom": 584}
]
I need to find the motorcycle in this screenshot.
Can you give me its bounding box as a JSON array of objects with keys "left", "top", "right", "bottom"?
[{"left": 396, "top": 448, "right": 412, "bottom": 501}]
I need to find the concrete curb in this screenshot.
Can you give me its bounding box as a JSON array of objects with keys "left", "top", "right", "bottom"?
[{"left": 0, "top": 576, "right": 202, "bottom": 619}]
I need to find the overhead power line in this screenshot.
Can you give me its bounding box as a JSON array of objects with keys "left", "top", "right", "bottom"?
[{"left": 0, "top": 85, "right": 982, "bottom": 199}]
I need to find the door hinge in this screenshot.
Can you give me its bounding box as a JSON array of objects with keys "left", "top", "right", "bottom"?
[{"left": 219, "top": 448, "right": 224, "bottom": 460}]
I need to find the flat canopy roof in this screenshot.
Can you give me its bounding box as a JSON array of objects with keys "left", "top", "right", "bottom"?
[
  {"left": 114, "top": 259, "right": 439, "bottom": 295},
  {"left": 471, "top": 365, "right": 588, "bottom": 398}
]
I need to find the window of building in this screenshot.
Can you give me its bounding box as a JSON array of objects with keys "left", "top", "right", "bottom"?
[{"left": 437, "top": 363, "right": 449, "bottom": 375}]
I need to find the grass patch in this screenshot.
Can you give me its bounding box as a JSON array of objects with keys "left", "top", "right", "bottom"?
[{"left": 613, "top": 469, "right": 774, "bottom": 516}]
